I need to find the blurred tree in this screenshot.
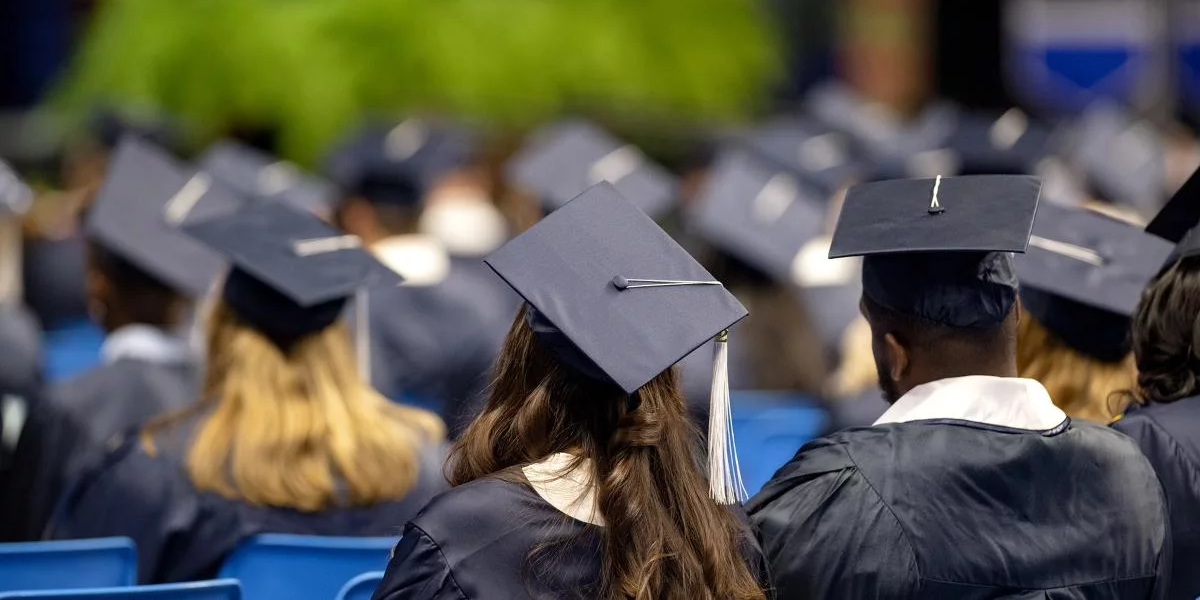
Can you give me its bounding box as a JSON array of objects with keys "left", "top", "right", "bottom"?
[{"left": 47, "top": 0, "right": 782, "bottom": 166}]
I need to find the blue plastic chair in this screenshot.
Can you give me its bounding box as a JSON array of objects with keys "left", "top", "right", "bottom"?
[
  {"left": 0, "top": 538, "right": 136, "bottom": 592},
  {"left": 335, "top": 572, "right": 384, "bottom": 600},
  {"left": 730, "top": 391, "right": 829, "bottom": 496},
  {"left": 42, "top": 318, "right": 105, "bottom": 383},
  {"left": 217, "top": 535, "right": 397, "bottom": 600},
  {"left": 0, "top": 580, "right": 240, "bottom": 599}
]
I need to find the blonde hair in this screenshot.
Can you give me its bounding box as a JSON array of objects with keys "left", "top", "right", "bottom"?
[
  {"left": 145, "top": 300, "right": 445, "bottom": 512},
  {"left": 1017, "top": 314, "right": 1135, "bottom": 423},
  {"left": 828, "top": 315, "right": 878, "bottom": 399}
]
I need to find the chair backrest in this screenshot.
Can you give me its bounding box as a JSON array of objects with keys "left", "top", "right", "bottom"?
[
  {"left": 0, "top": 538, "right": 136, "bottom": 592},
  {"left": 217, "top": 535, "right": 397, "bottom": 600},
  {"left": 731, "top": 391, "right": 829, "bottom": 496},
  {"left": 0, "top": 579, "right": 240, "bottom": 599},
  {"left": 334, "top": 572, "right": 383, "bottom": 600}
]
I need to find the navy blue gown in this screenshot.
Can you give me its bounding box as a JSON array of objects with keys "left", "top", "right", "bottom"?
[
  {"left": 748, "top": 419, "right": 1170, "bottom": 599},
  {"left": 371, "top": 477, "right": 767, "bottom": 599},
  {"left": 48, "top": 416, "right": 448, "bottom": 584},
  {"left": 1113, "top": 398, "right": 1200, "bottom": 600}
]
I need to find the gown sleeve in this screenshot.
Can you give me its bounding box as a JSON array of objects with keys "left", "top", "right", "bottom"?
[
  {"left": 371, "top": 524, "right": 467, "bottom": 600},
  {"left": 747, "top": 439, "right": 919, "bottom": 600}
]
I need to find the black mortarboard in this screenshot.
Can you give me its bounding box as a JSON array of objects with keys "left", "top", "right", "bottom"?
[
  {"left": 1147, "top": 166, "right": 1200, "bottom": 245},
  {"left": 1018, "top": 203, "right": 1173, "bottom": 360},
  {"left": 947, "top": 109, "right": 1056, "bottom": 175},
  {"left": 86, "top": 137, "right": 245, "bottom": 296},
  {"left": 87, "top": 108, "right": 183, "bottom": 154},
  {"left": 689, "top": 150, "right": 825, "bottom": 280},
  {"left": 505, "top": 119, "right": 679, "bottom": 216},
  {"left": 736, "top": 117, "right": 862, "bottom": 196},
  {"left": 198, "top": 140, "right": 338, "bottom": 217},
  {"left": 830, "top": 175, "right": 1042, "bottom": 329},
  {"left": 1071, "top": 104, "right": 1164, "bottom": 211},
  {"left": 325, "top": 119, "right": 478, "bottom": 205},
  {"left": 486, "top": 181, "right": 748, "bottom": 502},
  {"left": 182, "top": 201, "right": 402, "bottom": 346}
]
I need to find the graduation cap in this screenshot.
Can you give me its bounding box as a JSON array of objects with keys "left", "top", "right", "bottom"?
[
  {"left": 1071, "top": 104, "right": 1164, "bottom": 211},
  {"left": 736, "top": 116, "right": 862, "bottom": 196},
  {"left": 87, "top": 107, "right": 184, "bottom": 154},
  {"left": 505, "top": 119, "right": 679, "bottom": 216},
  {"left": 486, "top": 181, "right": 748, "bottom": 502},
  {"left": 325, "top": 119, "right": 478, "bottom": 205},
  {"left": 1018, "top": 203, "right": 1173, "bottom": 361},
  {"left": 830, "top": 175, "right": 1042, "bottom": 329},
  {"left": 85, "top": 137, "right": 245, "bottom": 297},
  {"left": 198, "top": 140, "right": 338, "bottom": 217},
  {"left": 182, "top": 201, "right": 402, "bottom": 348},
  {"left": 1146, "top": 165, "right": 1200, "bottom": 257},
  {"left": 947, "top": 109, "right": 1056, "bottom": 175}
]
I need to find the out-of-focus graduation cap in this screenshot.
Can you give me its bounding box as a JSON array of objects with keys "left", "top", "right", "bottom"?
[
  {"left": 1144, "top": 165, "right": 1200, "bottom": 266},
  {"left": 807, "top": 82, "right": 959, "bottom": 159},
  {"left": 1070, "top": 103, "right": 1164, "bottom": 212},
  {"left": 947, "top": 109, "right": 1056, "bottom": 175},
  {"left": 0, "top": 160, "right": 33, "bottom": 217},
  {"left": 183, "top": 201, "right": 402, "bottom": 347},
  {"left": 198, "top": 140, "right": 338, "bottom": 217},
  {"left": 486, "top": 181, "right": 747, "bottom": 502},
  {"left": 325, "top": 118, "right": 478, "bottom": 204},
  {"left": 85, "top": 137, "right": 244, "bottom": 296},
  {"left": 1018, "top": 203, "right": 1173, "bottom": 360},
  {"left": 735, "top": 116, "right": 862, "bottom": 196},
  {"left": 87, "top": 107, "right": 184, "bottom": 154},
  {"left": 505, "top": 119, "right": 679, "bottom": 216},
  {"left": 830, "top": 175, "right": 1042, "bottom": 328}
]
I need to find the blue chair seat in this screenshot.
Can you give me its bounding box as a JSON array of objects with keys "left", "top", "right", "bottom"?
[
  {"left": 0, "top": 538, "right": 136, "bottom": 592},
  {"left": 335, "top": 572, "right": 384, "bottom": 600},
  {"left": 0, "top": 579, "right": 240, "bottom": 599},
  {"left": 731, "top": 391, "right": 829, "bottom": 496},
  {"left": 218, "top": 534, "right": 397, "bottom": 600}
]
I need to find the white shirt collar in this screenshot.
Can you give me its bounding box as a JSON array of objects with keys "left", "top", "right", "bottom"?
[
  {"left": 522, "top": 452, "right": 604, "bottom": 526},
  {"left": 100, "top": 324, "right": 194, "bottom": 366},
  {"left": 372, "top": 234, "right": 451, "bottom": 287},
  {"left": 873, "top": 375, "right": 1067, "bottom": 431}
]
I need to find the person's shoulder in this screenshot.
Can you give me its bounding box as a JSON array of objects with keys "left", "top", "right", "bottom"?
[
  {"left": 746, "top": 431, "right": 861, "bottom": 512},
  {"left": 410, "top": 477, "right": 546, "bottom": 548}
]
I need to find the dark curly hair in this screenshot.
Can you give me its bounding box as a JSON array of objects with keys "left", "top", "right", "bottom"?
[{"left": 1131, "top": 256, "right": 1200, "bottom": 405}]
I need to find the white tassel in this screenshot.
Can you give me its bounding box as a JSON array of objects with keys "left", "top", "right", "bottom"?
[
  {"left": 708, "top": 329, "right": 747, "bottom": 504},
  {"left": 356, "top": 289, "right": 371, "bottom": 383}
]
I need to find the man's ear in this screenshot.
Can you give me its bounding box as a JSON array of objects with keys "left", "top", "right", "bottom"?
[{"left": 883, "top": 332, "right": 909, "bottom": 382}]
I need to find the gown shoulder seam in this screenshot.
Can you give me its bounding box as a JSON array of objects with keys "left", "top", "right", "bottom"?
[
  {"left": 407, "top": 523, "right": 471, "bottom": 600},
  {"left": 840, "top": 443, "right": 921, "bottom": 586}
]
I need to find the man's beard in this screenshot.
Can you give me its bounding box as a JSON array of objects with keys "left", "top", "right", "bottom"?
[{"left": 875, "top": 354, "right": 903, "bottom": 405}]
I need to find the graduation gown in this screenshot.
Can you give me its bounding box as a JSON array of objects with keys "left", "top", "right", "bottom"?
[
  {"left": 1113, "top": 398, "right": 1200, "bottom": 600},
  {"left": 748, "top": 376, "right": 1170, "bottom": 599},
  {"left": 48, "top": 416, "right": 449, "bottom": 584},
  {"left": 372, "top": 470, "right": 767, "bottom": 599},
  {"left": 0, "top": 326, "right": 199, "bottom": 541}
]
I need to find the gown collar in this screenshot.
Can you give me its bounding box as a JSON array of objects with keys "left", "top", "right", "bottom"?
[
  {"left": 371, "top": 234, "right": 451, "bottom": 287},
  {"left": 522, "top": 452, "right": 604, "bottom": 526},
  {"left": 873, "top": 375, "right": 1067, "bottom": 431},
  {"left": 101, "top": 324, "right": 194, "bottom": 366}
]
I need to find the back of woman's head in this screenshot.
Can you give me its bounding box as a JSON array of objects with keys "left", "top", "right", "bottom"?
[
  {"left": 148, "top": 299, "right": 444, "bottom": 512},
  {"left": 452, "top": 305, "right": 764, "bottom": 600},
  {"left": 1017, "top": 312, "right": 1135, "bottom": 422},
  {"left": 1132, "top": 256, "right": 1200, "bottom": 404}
]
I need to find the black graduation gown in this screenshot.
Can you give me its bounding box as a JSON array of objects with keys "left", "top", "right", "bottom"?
[
  {"left": 1113, "top": 399, "right": 1200, "bottom": 600},
  {"left": 747, "top": 419, "right": 1171, "bottom": 599},
  {"left": 371, "top": 477, "right": 767, "bottom": 600},
  {"left": 48, "top": 417, "right": 449, "bottom": 584},
  {"left": 367, "top": 274, "right": 499, "bottom": 434},
  {"left": 0, "top": 357, "right": 199, "bottom": 541}
]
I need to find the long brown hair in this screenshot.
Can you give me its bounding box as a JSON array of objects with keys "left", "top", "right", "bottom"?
[
  {"left": 144, "top": 300, "right": 445, "bottom": 512},
  {"left": 1131, "top": 256, "right": 1200, "bottom": 405},
  {"left": 451, "top": 305, "right": 765, "bottom": 600},
  {"left": 1017, "top": 314, "right": 1135, "bottom": 423}
]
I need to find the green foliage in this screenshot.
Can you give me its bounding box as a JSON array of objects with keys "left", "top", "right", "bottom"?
[{"left": 51, "top": 0, "right": 781, "bottom": 165}]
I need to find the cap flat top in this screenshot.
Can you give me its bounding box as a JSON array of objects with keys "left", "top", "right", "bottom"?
[
  {"left": 183, "top": 201, "right": 401, "bottom": 307},
  {"left": 87, "top": 137, "right": 244, "bottom": 296},
  {"left": 485, "top": 182, "right": 746, "bottom": 393},
  {"left": 199, "top": 140, "right": 337, "bottom": 215},
  {"left": 690, "top": 150, "right": 825, "bottom": 279},
  {"left": 1018, "top": 203, "right": 1173, "bottom": 316},
  {"left": 829, "top": 175, "right": 1042, "bottom": 258},
  {"left": 506, "top": 119, "right": 678, "bottom": 216},
  {"left": 1147, "top": 166, "right": 1200, "bottom": 244}
]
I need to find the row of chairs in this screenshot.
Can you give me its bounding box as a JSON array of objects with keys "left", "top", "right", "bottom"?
[{"left": 0, "top": 536, "right": 389, "bottom": 600}]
